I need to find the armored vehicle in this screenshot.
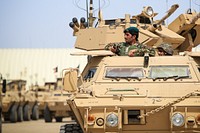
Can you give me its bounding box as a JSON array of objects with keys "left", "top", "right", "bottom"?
[
  {"left": 35, "top": 85, "right": 51, "bottom": 118},
  {"left": 60, "top": 2, "right": 200, "bottom": 133},
  {"left": 2, "top": 79, "right": 39, "bottom": 122},
  {"left": 0, "top": 75, "right": 6, "bottom": 133},
  {"left": 2, "top": 79, "right": 24, "bottom": 123},
  {"left": 21, "top": 85, "right": 39, "bottom": 121},
  {"left": 43, "top": 79, "right": 72, "bottom": 122}
]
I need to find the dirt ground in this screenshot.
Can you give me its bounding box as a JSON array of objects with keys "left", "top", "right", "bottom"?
[{"left": 2, "top": 117, "right": 75, "bottom": 133}]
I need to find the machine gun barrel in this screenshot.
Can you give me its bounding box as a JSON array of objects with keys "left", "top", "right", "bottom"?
[
  {"left": 156, "top": 4, "right": 179, "bottom": 25},
  {"left": 148, "top": 4, "right": 179, "bottom": 32},
  {"left": 190, "top": 12, "right": 200, "bottom": 24}
]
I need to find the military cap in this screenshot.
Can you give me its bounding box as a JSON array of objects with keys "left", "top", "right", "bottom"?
[
  {"left": 157, "top": 43, "right": 173, "bottom": 55},
  {"left": 124, "top": 27, "right": 139, "bottom": 36}
]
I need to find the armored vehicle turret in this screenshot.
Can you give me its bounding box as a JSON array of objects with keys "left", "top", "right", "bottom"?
[{"left": 60, "top": 2, "right": 200, "bottom": 133}]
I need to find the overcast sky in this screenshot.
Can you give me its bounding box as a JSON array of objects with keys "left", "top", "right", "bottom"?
[{"left": 0, "top": 0, "right": 200, "bottom": 48}]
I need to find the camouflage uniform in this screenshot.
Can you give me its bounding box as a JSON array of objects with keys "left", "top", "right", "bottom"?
[
  {"left": 105, "top": 42, "right": 155, "bottom": 56},
  {"left": 157, "top": 43, "right": 173, "bottom": 55}
]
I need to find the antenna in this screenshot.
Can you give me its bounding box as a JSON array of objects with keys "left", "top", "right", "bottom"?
[
  {"left": 89, "top": 0, "right": 94, "bottom": 27},
  {"left": 86, "top": 0, "right": 89, "bottom": 27},
  {"left": 166, "top": 0, "right": 169, "bottom": 26},
  {"left": 189, "top": 0, "right": 192, "bottom": 13}
]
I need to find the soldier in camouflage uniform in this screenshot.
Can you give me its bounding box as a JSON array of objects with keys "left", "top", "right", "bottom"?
[
  {"left": 105, "top": 27, "right": 155, "bottom": 56},
  {"left": 157, "top": 43, "right": 173, "bottom": 56}
]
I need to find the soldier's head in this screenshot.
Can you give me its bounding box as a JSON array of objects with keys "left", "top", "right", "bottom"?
[
  {"left": 157, "top": 43, "right": 173, "bottom": 56},
  {"left": 124, "top": 27, "right": 139, "bottom": 43}
]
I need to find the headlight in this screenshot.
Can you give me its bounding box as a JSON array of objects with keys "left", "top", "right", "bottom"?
[
  {"left": 106, "top": 113, "right": 118, "bottom": 127},
  {"left": 171, "top": 113, "right": 184, "bottom": 126},
  {"left": 143, "top": 6, "right": 154, "bottom": 18}
]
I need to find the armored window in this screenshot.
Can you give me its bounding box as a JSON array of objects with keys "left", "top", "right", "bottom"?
[
  {"left": 105, "top": 67, "right": 144, "bottom": 78},
  {"left": 148, "top": 66, "right": 190, "bottom": 79},
  {"left": 84, "top": 68, "right": 97, "bottom": 80}
]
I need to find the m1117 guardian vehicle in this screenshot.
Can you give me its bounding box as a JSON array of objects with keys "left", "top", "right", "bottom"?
[{"left": 60, "top": 1, "right": 200, "bottom": 133}]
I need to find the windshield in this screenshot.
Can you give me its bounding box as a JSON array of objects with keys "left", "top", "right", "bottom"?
[
  {"left": 148, "top": 66, "right": 190, "bottom": 79},
  {"left": 105, "top": 67, "right": 144, "bottom": 78},
  {"left": 84, "top": 68, "right": 97, "bottom": 80}
]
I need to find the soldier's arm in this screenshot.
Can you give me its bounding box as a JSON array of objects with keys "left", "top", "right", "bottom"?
[
  {"left": 104, "top": 43, "right": 122, "bottom": 55},
  {"left": 134, "top": 44, "right": 155, "bottom": 56}
]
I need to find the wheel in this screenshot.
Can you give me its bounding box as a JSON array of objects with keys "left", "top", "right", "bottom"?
[
  {"left": 17, "top": 106, "right": 23, "bottom": 122},
  {"left": 60, "top": 124, "right": 83, "bottom": 133},
  {"left": 32, "top": 105, "right": 39, "bottom": 120},
  {"left": 23, "top": 104, "right": 31, "bottom": 121},
  {"left": 55, "top": 117, "right": 62, "bottom": 122},
  {"left": 44, "top": 106, "right": 52, "bottom": 122},
  {"left": 10, "top": 105, "right": 18, "bottom": 123},
  {"left": 0, "top": 108, "right": 2, "bottom": 133}
]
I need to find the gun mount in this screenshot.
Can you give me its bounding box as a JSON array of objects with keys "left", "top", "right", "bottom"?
[
  {"left": 68, "top": 4, "right": 200, "bottom": 53},
  {"left": 168, "top": 12, "right": 200, "bottom": 51}
]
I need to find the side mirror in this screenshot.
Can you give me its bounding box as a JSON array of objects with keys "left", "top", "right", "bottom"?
[
  {"left": 63, "top": 68, "right": 78, "bottom": 92},
  {"left": 2, "top": 79, "right": 6, "bottom": 93}
]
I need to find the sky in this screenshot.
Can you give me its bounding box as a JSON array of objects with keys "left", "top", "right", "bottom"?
[{"left": 0, "top": 0, "right": 200, "bottom": 48}]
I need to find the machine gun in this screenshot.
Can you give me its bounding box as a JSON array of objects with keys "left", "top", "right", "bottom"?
[
  {"left": 147, "top": 4, "right": 179, "bottom": 32},
  {"left": 168, "top": 12, "right": 200, "bottom": 51}
]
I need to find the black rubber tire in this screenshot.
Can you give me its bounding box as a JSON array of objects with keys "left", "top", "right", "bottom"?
[
  {"left": 17, "top": 106, "right": 23, "bottom": 122},
  {"left": 44, "top": 106, "right": 52, "bottom": 122},
  {"left": 55, "top": 117, "right": 63, "bottom": 122},
  {"left": 0, "top": 108, "right": 2, "bottom": 133},
  {"left": 23, "top": 104, "right": 31, "bottom": 121},
  {"left": 32, "top": 105, "right": 39, "bottom": 120},
  {"left": 10, "top": 105, "right": 18, "bottom": 123},
  {"left": 60, "top": 124, "right": 83, "bottom": 133}
]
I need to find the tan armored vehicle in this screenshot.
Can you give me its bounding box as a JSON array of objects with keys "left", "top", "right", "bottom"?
[
  {"left": 2, "top": 79, "right": 24, "bottom": 123},
  {"left": 60, "top": 2, "right": 200, "bottom": 133},
  {"left": 35, "top": 85, "right": 51, "bottom": 118},
  {"left": 0, "top": 75, "right": 6, "bottom": 133},
  {"left": 44, "top": 79, "right": 72, "bottom": 122},
  {"left": 2, "top": 79, "right": 39, "bottom": 122},
  {"left": 21, "top": 85, "right": 39, "bottom": 121}
]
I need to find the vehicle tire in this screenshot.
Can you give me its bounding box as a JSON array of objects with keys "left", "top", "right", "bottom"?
[
  {"left": 55, "top": 116, "right": 62, "bottom": 122},
  {"left": 44, "top": 106, "right": 52, "bottom": 122},
  {"left": 0, "top": 108, "right": 2, "bottom": 133},
  {"left": 23, "top": 104, "right": 31, "bottom": 121},
  {"left": 17, "top": 105, "right": 23, "bottom": 122},
  {"left": 32, "top": 105, "right": 39, "bottom": 120},
  {"left": 60, "top": 124, "right": 83, "bottom": 133},
  {"left": 10, "top": 105, "right": 17, "bottom": 123},
  {"left": 3, "top": 113, "right": 10, "bottom": 121}
]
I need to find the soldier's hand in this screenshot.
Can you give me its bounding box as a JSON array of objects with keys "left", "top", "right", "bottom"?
[
  {"left": 110, "top": 47, "right": 117, "bottom": 53},
  {"left": 128, "top": 49, "right": 138, "bottom": 57}
]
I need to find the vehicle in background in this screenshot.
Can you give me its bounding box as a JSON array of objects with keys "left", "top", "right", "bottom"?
[
  {"left": 2, "top": 79, "right": 39, "bottom": 123},
  {"left": 43, "top": 79, "right": 72, "bottom": 122},
  {"left": 0, "top": 74, "right": 6, "bottom": 133}
]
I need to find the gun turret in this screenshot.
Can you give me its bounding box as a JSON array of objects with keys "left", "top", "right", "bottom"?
[
  {"left": 148, "top": 4, "right": 179, "bottom": 32},
  {"left": 168, "top": 11, "right": 200, "bottom": 51}
]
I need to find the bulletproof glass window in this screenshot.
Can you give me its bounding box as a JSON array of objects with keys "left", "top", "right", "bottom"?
[
  {"left": 84, "top": 68, "right": 97, "bottom": 80},
  {"left": 148, "top": 66, "right": 190, "bottom": 79},
  {"left": 105, "top": 67, "right": 144, "bottom": 78}
]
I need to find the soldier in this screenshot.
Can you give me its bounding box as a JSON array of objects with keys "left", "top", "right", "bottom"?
[
  {"left": 105, "top": 27, "right": 155, "bottom": 56},
  {"left": 157, "top": 43, "right": 173, "bottom": 56}
]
